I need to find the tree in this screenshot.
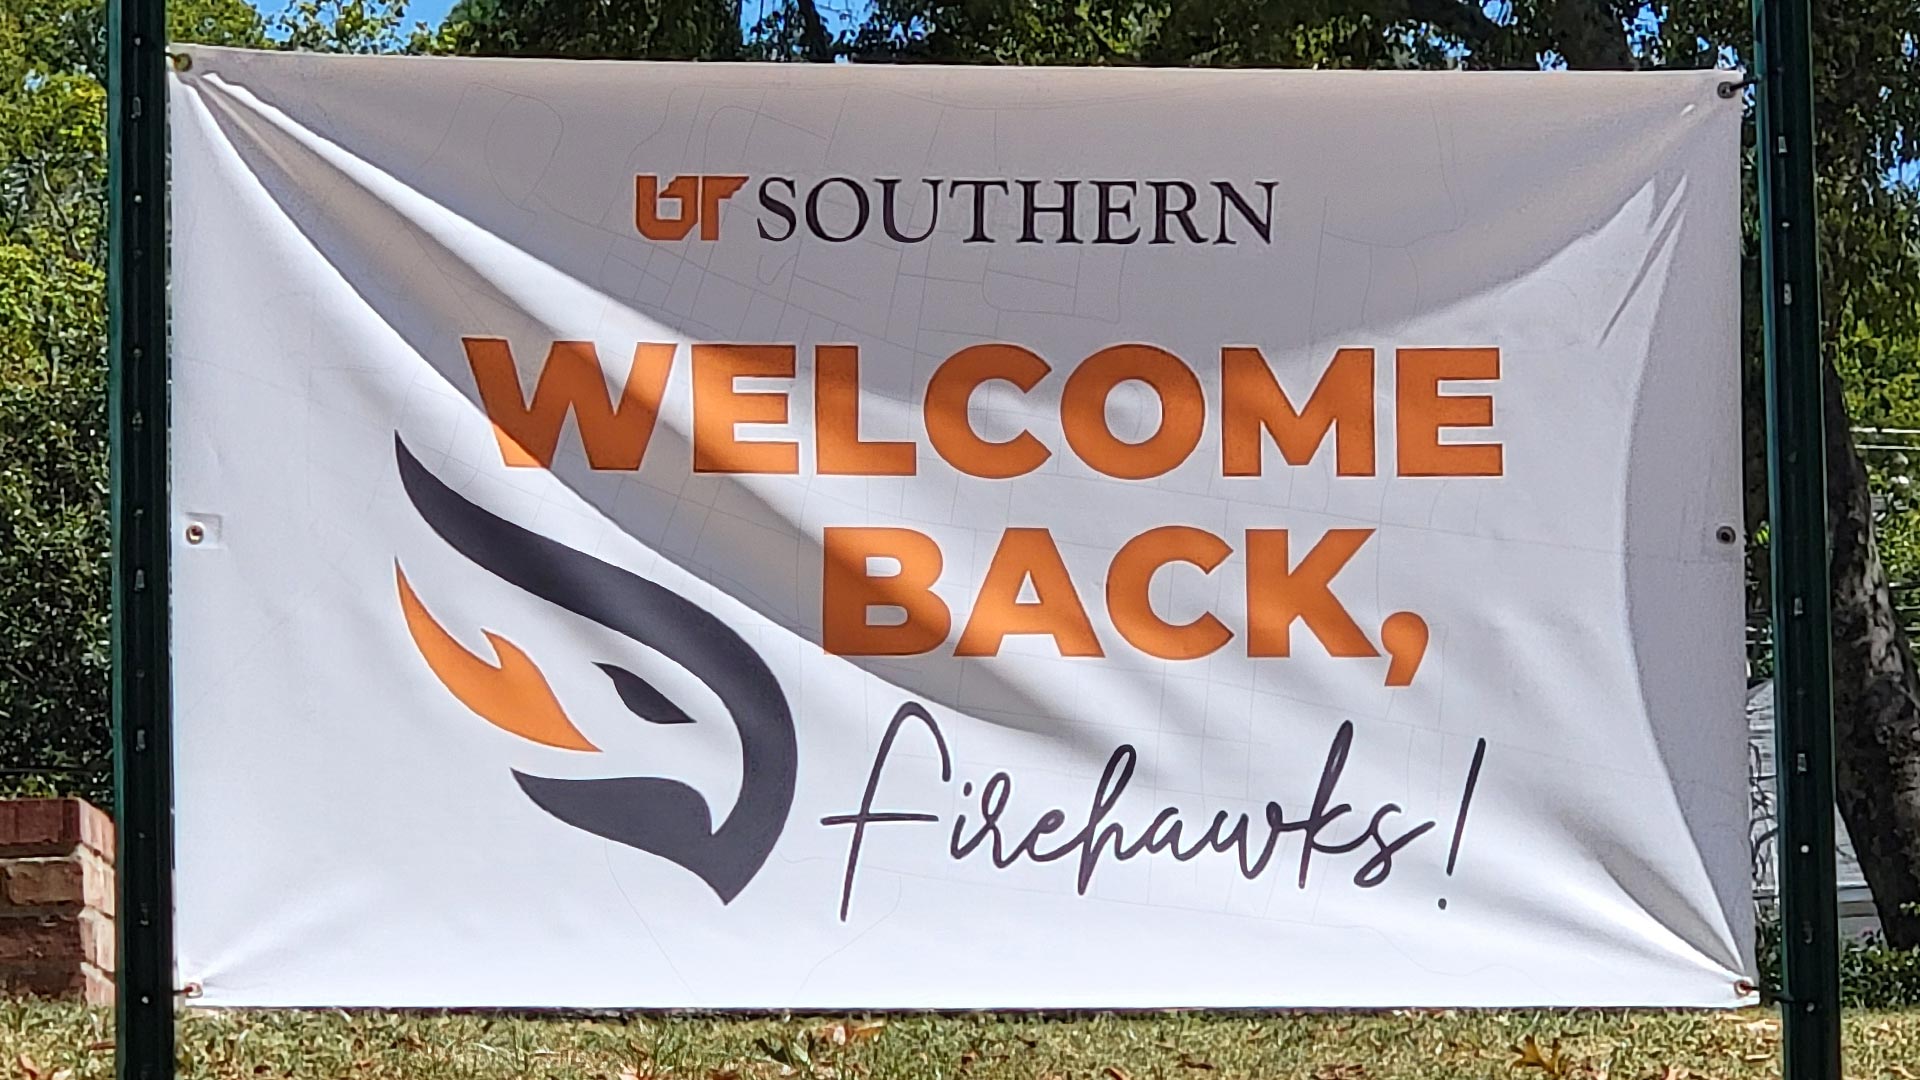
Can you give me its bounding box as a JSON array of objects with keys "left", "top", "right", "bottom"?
[
  {"left": 429, "top": 0, "right": 747, "bottom": 58},
  {"left": 0, "top": 0, "right": 265, "bottom": 805}
]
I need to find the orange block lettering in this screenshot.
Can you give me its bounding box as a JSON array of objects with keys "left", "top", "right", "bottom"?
[
  {"left": 956, "top": 528, "right": 1103, "bottom": 657},
  {"left": 1245, "top": 528, "right": 1378, "bottom": 658},
  {"left": 1060, "top": 344, "right": 1204, "bottom": 480},
  {"left": 1107, "top": 526, "right": 1233, "bottom": 660},
  {"left": 925, "top": 344, "right": 1053, "bottom": 479},
  {"left": 1221, "top": 346, "right": 1374, "bottom": 477},
  {"left": 816, "top": 345, "right": 916, "bottom": 476},
  {"left": 1396, "top": 347, "right": 1503, "bottom": 477},
  {"left": 823, "top": 527, "right": 951, "bottom": 655},
  {"left": 693, "top": 344, "right": 800, "bottom": 474},
  {"left": 464, "top": 337, "right": 673, "bottom": 470}
]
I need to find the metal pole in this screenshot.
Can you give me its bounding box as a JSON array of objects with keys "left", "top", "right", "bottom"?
[
  {"left": 108, "top": 0, "right": 175, "bottom": 1077},
  {"left": 1754, "top": 0, "right": 1842, "bottom": 1076}
]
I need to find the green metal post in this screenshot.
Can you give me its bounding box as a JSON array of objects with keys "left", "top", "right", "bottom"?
[
  {"left": 108, "top": 0, "right": 175, "bottom": 1077},
  {"left": 1754, "top": 0, "right": 1842, "bottom": 1077}
]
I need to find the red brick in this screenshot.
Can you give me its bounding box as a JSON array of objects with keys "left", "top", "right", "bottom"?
[
  {"left": 0, "top": 916, "right": 85, "bottom": 963},
  {"left": 77, "top": 802, "right": 114, "bottom": 863},
  {"left": 0, "top": 962, "right": 85, "bottom": 997},
  {"left": 1, "top": 859, "right": 83, "bottom": 907},
  {"left": 0, "top": 852, "right": 113, "bottom": 913},
  {"left": 0, "top": 962, "right": 114, "bottom": 1003},
  {"left": 0, "top": 910, "right": 111, "bottom": 969},
  {"left": 0, "top": 799, "right": 115, "bottom": 861},
  {"left": 0, "top": 800, "right": 73, "bottom": 856},
  {"left": 85, "top": 910, "right": 113, "bottom": 971},
  {"left": 88, "top": 851, "right": 114, "bottom": 917},
  {"left": 81, "top": 962, "right": 114, "bottom": 1005}
]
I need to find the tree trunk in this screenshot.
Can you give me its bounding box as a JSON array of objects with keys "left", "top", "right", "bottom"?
[
  {"left": 1825, "top": 362, "right": 1920, "bottom": 945},
  {"left": 793, "top": 0, "right": 835, "bottom": 62}
]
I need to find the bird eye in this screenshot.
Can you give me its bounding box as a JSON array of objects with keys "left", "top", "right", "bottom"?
[{"left": 596, "top": 662, "right": 697, "bottom": 726}]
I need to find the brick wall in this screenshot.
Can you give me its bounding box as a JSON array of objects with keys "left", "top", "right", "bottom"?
[{"left": 0, "top": 799, "right": 115, "bottom": 1004}]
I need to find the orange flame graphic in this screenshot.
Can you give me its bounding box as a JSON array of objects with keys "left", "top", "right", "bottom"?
[{"left": 394, "top": 562, "right": 599, "bottom": 752}]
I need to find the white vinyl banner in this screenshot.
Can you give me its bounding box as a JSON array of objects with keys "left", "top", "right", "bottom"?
[{"left": 168, "top": 47, "right": 1752, "bottom": 1008}]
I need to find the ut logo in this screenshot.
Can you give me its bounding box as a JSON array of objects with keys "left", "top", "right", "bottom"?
[{"left": 635, "top": 174, "right": 748, "bottom": 241}]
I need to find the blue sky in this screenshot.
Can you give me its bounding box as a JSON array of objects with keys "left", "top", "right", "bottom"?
[{"left": 410, "top": 0, "right": 455, "bottom": 25}]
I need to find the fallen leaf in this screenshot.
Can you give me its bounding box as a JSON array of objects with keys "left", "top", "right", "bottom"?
[
  {"left": 1105, "top": 1067, "right": 1133, "bottom": 1080},
  {"left": 1889, "top": 1066, "right": 1917, "bottom": 1080},
  {"left": 16, "top": 1054, "right": 41, "bottom": 1080},
  {"left": 1179, "top": 1053, "right": 1217, "bottom": 1071},
  {"left": 814, "top": 1019, "right": 886, "bottom": 1046},
  {"left": 85, "top": 1043, "right": 113, "bottom": 1054},
  {"left": 1511, "top": 1035, "right": 1574, "bottom": 1078}
]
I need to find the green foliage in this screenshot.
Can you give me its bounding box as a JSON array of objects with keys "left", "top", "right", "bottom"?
[
  {"left": 0, "top": 243, "right": 107, "bottom": 803},
  {"left": 1756, "top": 913, "right": 1920, "bottom": 1007},
  {"left": 847, "top": 0, "right": 1471, "bottom": 67},
  {"left": 272, "top": 0, "right": 414, "bottom": 54},
  {"left": 0, "top": 0, "right": 108, "bottom": 804},
  {"left": 430, "top": 0, "right": 746, "bottom": 59},
  {"left": 0, "top": 0, "right": 261, "bottom": 805},
  {"left": 172, "top": 0, "right": 271, "bottom": 53}
]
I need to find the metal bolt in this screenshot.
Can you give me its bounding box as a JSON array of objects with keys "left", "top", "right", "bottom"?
[
  {"left": 185, "top": 522, "right": 205, "bottom": 545},
  {"left": 1715, "top": 524, "right": 1738, "bottom": 544}
]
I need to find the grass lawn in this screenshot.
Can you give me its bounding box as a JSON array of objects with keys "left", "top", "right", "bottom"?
[{"left": 7, "top": 1003, "right": 1920, "bottom": 1080}]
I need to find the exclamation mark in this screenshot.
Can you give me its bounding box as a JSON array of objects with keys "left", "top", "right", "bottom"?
[{"left": 1437, "top": 738, "right": 1487, "bottom": 911}]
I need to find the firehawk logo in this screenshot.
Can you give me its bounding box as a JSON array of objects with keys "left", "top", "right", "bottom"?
[{"left": 390, "top": 436, "right": 797, "bottom": 902}]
